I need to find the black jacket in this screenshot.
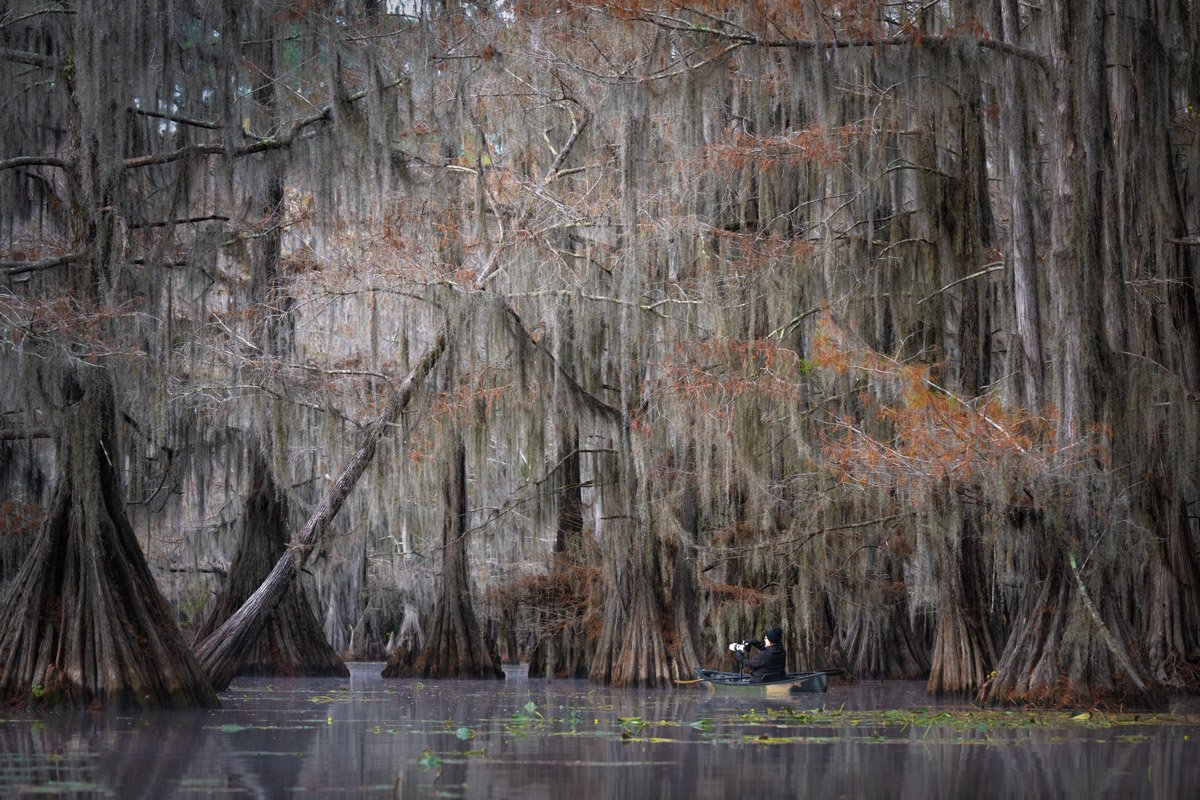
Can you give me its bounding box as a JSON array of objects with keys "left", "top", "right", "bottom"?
[{"left": 737, "top": 642, "right": 787, "bottom": 682}]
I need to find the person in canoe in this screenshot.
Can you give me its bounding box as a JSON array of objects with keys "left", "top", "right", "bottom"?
[{"left": 728, "top": 626, "right": 787, "bottom": 682}]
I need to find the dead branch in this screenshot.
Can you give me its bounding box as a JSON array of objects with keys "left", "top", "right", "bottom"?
[
  {"left": 0, "top": 156, "right": 69, "bottom": 171},
  {"left": 1, "top": 250, "right": 86, "bottom": 276}
]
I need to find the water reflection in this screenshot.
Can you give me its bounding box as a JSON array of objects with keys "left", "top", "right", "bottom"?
[{"left": 0, "top": 664, "right": 1195, "bottom": 797}]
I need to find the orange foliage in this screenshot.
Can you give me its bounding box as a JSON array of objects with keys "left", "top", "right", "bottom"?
[
  {"left": 430, "top": 378, "right": 515, "bottom": 423},
  {"left": 0, "top": 293, "right": 145, "bottom": 360},
  {"left": 654, "top": 336, "right": 811, "bottom": 419},
  {"left": 491, "top": 560, "right": 602, "bottom": 638},
  {"left": 701, "top": 578, "right": 776, "bottom": 607},
  {"left": 698, "top": 228, "right": 817, "bottom": 275},
  {"left": 512, "top": 1, "right": 875, "bottom": 41},
  {"left": 701, "top": 122, "right": 874, "bottom": 173},
  {"left": 812, "top": 317, "right": 1103, "bottom": 496},
  {"left": 706, "top": 520, "right": 758, "bottom": 547}
]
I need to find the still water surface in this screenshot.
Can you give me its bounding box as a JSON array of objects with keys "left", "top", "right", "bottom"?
[{"left": 1, "top": 663, "right": 1197, "bottom": 798}]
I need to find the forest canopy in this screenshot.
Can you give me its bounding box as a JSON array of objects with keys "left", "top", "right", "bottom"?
[{"left": 0, "top": 0, "right": 1198, "bottom": 708}]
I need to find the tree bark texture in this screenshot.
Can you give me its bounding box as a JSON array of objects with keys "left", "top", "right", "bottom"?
[
  {"left": 999, "top": 0, "right": 1045, "bottom": 410},
  {"left": 194, "top": 328, "right": 448, "bottom": 691},
  {"left": 193, "top": 452, "right": 347, "bottom": 677},
  {"left": 926, "top": 496, "right": 995, "bottom": 696},
  {"left": 1097, "top": 0, "right": 1200, "bottom": 686},
  {"left": 382, "top": 436, "right": 503, "bottom": 679},
  {"left": 0, "top": 378, "right": 217, "bottom": 708},
  {"left": 1143, "top": 443, "right": 1200, "bottom": 688}
]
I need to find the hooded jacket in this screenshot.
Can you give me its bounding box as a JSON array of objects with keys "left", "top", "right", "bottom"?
[{"left": 736, "top": 641, "right": 787, "bottom": 682}]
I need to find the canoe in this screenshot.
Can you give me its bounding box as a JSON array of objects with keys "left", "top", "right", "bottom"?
[{"left": 692, "top": 667, "right": 831, "bottom": 695}]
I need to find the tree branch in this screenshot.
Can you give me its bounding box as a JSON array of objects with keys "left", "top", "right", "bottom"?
[
  {"left": 128, "top": 107, "right": 221, "bottom": 130},
  {"left": 701, "top": 512, "right": 914, "bottom": 566},
  {"left": 164, "top": 565, "right": 228, "bottom": 577},
  {"left": 0, "top": 156, "right": 69, "bottom": 171},
  {"left": 630, "top": 11, "right": 1051, "bottom": 74},
  {"left": 1, "top": 250, "right": 86, "bottom": 276},
  {"left": 0, "top": 46, "right": 56, "bottom": 69},
  {"left": 0, "top": 427, "right": 51, "bottom": 441},
  {"left": 123, "top": 77, "right": 406, "bottom": 170},
  {"left": 122, "top": 143, "right": 227, "bottom": 169},
  {"left": 129, "top": 215, "right": 229, "bottom": 230},
  {"left": 917, "top": 262, "right": 1005, "bottom": 304}
]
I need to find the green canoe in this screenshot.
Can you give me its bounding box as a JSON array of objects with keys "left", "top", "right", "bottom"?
[{"left": 692, "top": 667, "right": 831, "bottom": 695}]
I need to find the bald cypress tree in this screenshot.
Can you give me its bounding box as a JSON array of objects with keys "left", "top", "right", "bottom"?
[{"left": 0, "top": 1, "right": 219, "bottom": 707}]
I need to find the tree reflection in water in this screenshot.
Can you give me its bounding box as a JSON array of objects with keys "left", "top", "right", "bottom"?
[{"left": 0, "top": 664, "right": 1195, "bottom": 797}]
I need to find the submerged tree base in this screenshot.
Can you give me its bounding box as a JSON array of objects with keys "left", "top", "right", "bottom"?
[
  {"left": 195, "top": 454, "right": 348, "bottom": 679},
  {"left": 977, "top": 556, "right": 1165, "bottom": 711},
  {"left": 0, "top": 381, "right": 217, "bottom": 709},
  {"left": 382, "top": 438, "right": 503, "bottom": 681},
  {"left": 976, "top": 675, "right": 1169, "bottom": 712}
]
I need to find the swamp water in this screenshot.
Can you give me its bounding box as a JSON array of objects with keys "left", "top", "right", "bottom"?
[{"left": 0, "top": 663, "right": 1197, "bottom": 798}]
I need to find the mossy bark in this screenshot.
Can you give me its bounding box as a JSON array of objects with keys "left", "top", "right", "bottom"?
[
  {"left": 382, "top": 437, "right": 503, "bottom": 679},
  {"left": 527, "top": 428, "right": 596, "bottom": 679},
  {"left": 979, "top": 535, "right": 1162, "bottom": 709},
  {"left": 0, "top": 378, "right": 217, "bottom": 708},
  {"left": 193, "top": 451, "right": 347, "bottom": 678},
  {"left": 927, "top": 497, "right": 995, "bottom": 696}
]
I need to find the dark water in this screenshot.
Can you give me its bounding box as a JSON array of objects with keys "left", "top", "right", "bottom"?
[{"left": 1, "top": 663, "right": 1198, "bottom": 798}]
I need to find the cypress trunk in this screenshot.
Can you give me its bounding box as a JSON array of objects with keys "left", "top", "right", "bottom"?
[
  {"left": 979, "top": 535, "right": 1162, "bottom": 708},
  {"left": 193, "top": 452, "right": 347, "bottom": 677},
  {"left": 667, "top": 464, "right": 704, "bottom": 677},
  {"left": 927, "top": 498, "right": 995, "bottom": 696},
  {"left": 1143, "top": 448, "right": 1200, "bottom": 688},
  {"left": 527, "top": 428, "right": 597, "bottom": 679},
  {"left": 588, "top": 435, "right": 676, "bottom": 687},
  {"left": 382, "top": 436, "right": 503, "bottom": 679},
  {"left": 842, "top": 548, "right": 930, "bottom": 679},
  {"left": 978, "top": 0, "right": 1163, "bottom": 709},
  {"left": 0, "top": 377, "right": 217, "bottom": 708}
]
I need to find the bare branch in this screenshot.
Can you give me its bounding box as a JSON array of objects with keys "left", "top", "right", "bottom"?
[
  {"left": 128, "top": 107, "right": 221, "bottom": 130},
  {"left": 702, "top": 512, "right": 915, "bottom": 564},
  {"left": 1, "top": 4, "right": 75, "bottom": 28},
  {"left": 917, "top": 262, "right": 1006, "bottom": 305},
  {"left": 0, "top": 156, "right": 69, "bottom": 171},
  {"left": 0, "top": 46, "right": 56, "bottom": 69},
  {"left": 473, "top": 104, "right": 590, "bottom": 287},
  {"left": 164, "top": 565, "right": 228, "bottom": 577},
  {"left": 122, "top": 144, "right": 227, "bottom": 169},
  {"left": 129, "top": 215, "right": 230, "bottom": 230},
  {"left": 1, "top": 250, "right": 86, "bottom": 276},
  {"left": 625, "top": 10, "right": 1051, "bottom": 75},
  {"left": 0, "top": 427, "right": 51, "bottom": 441},
  {"left": 122, "top": 77, "right": 407, "bottom": 170}
]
